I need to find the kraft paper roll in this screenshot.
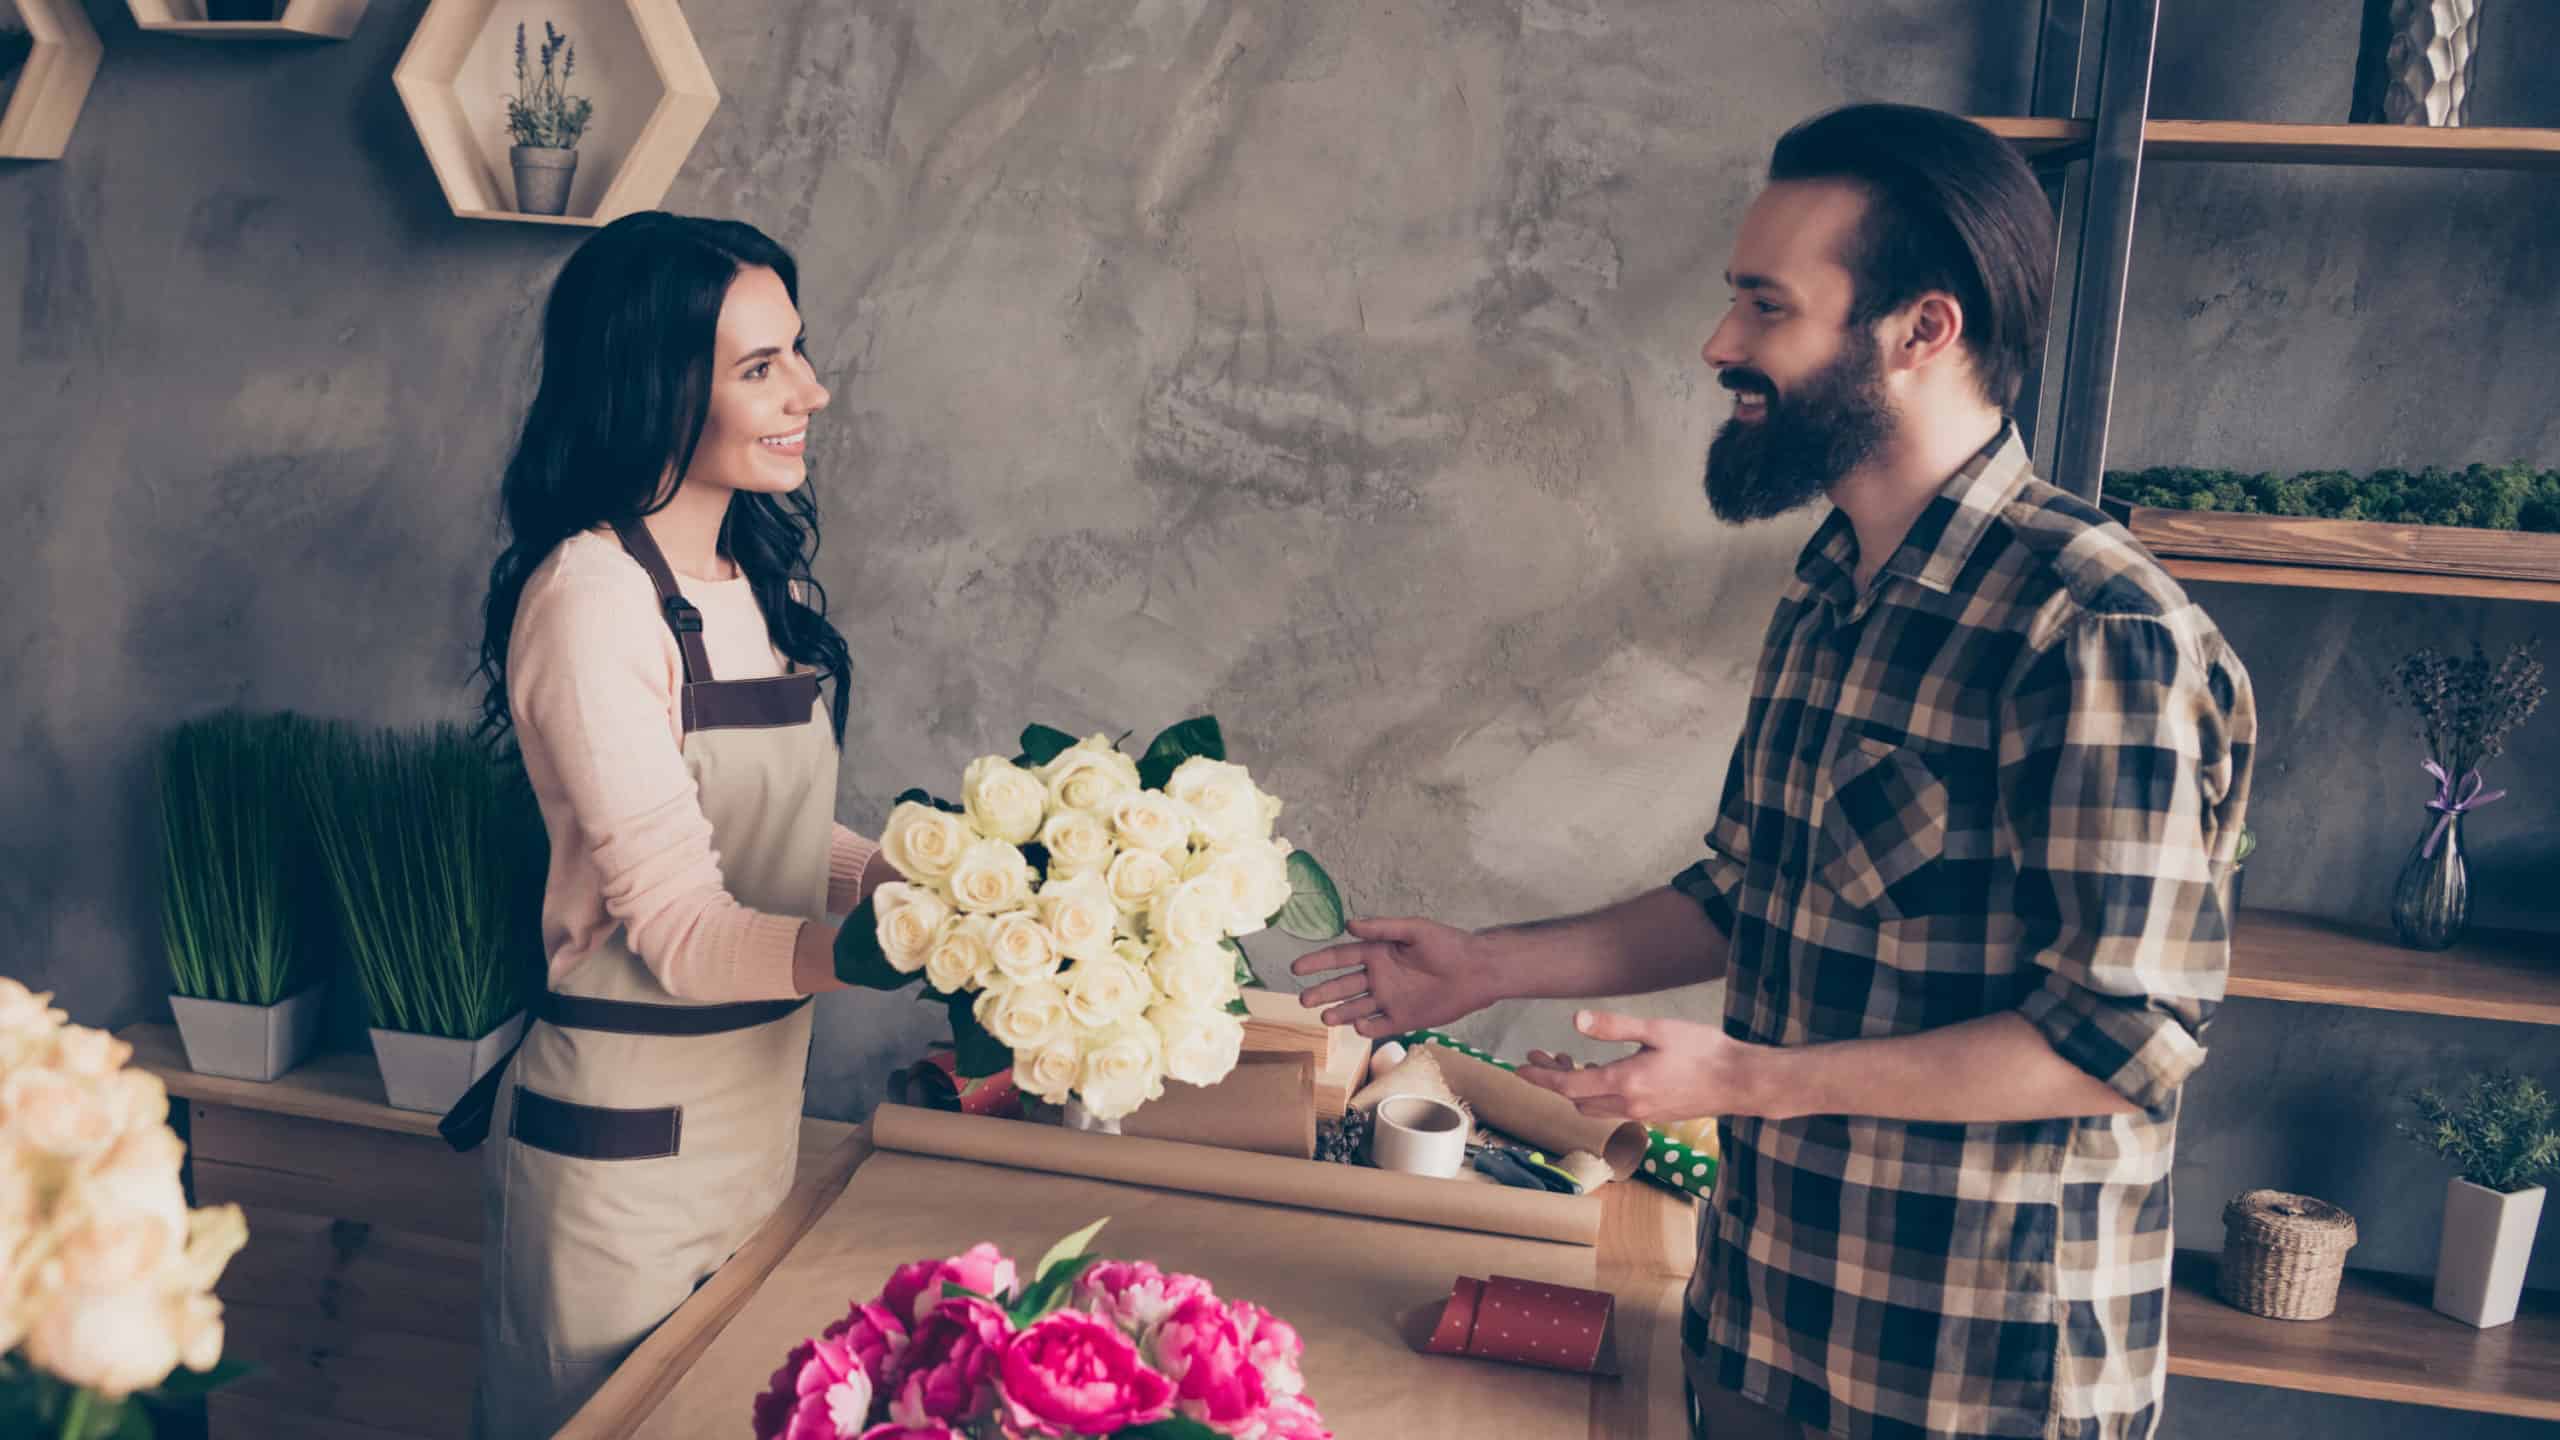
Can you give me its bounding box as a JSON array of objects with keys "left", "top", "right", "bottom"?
[
  {"left": 1420, "top": 1044, "right": 1649, "bottom": 1183},
  {"left": 870, "top": 1103, "right": 1602, "bottom": 1246},
  {"left": 1120, "top": 1054, "right": 1317, "bottom": 1158}
]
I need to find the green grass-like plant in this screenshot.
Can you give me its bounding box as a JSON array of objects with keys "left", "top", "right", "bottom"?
[
  {"left": 160, "top": 711, "right": 324, "bottom": 1006},
  {"left": 302, "top": 723, "right": 540, "bottom": 1040},
  {"left": 2403, "top": 1072, "right": 2560, "bottom": 1194},
  {"left": 2106, "top": 463, "right": 2560, "bottom": 532}
]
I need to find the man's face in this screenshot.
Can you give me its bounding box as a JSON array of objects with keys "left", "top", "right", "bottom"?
[{"left": 1699, "top": 180, "right": 1896, "bottom": 523}]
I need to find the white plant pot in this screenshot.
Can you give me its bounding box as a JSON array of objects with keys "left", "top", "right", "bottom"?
[
  {"left": 2432, "top": 1176, "right": 2545, "bottom": 1328},
  {"left": 368, "top": 1013, "right": 526, "bottom": 1114},
  {"left": 1061, "top": 1097, "right": 1122, "bottom": 1135},
  {"left": 169, "top": 985, "right": 327, "bottom": 1082}
]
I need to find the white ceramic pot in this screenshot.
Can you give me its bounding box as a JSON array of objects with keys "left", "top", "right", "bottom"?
[
  {"left": 2432, "top": 1175, "right": 2544, "bottom": 1328},
  {"left": 170, "top": 984, "right": 327, "bottom": 1082},
  {"left": 1060, "top": 1096, "right": 1122, "bottom": 1135},
  {"left": 368, "top": 1012, "right": 526, "bottom": 1114}
]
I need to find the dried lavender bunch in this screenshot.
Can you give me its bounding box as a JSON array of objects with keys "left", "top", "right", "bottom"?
[{"left": 2385, "top": 640, "right": 2546, "bottom": 780}]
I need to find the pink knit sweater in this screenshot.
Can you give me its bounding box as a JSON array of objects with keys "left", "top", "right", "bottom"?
[{"left": 507, "top": 531, "right": 877, "bottom": 1002}]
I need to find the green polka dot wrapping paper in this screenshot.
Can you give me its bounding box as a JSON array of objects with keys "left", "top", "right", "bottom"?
[{"left": 1393, "top": 1030, "right": 1717, "bottom": 1200}]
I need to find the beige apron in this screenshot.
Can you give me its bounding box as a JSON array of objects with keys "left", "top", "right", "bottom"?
[{"left": 472, "top": 522, "right": 838, "bottom": 1440}]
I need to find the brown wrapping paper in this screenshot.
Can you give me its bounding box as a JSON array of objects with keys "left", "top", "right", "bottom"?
[
  {"left": 871, "top": 1102, "right": 1602, "bottom": 1246},
  {"left": 1402, "top": 1274, "right": 1620, "bottom": 1375},
  {"left": 1421, "top": 1043, "right": 1650, "bottom": 1182},
  {"left": 1120, "top": 1053, "right": 1316, "bottom": 1158}
]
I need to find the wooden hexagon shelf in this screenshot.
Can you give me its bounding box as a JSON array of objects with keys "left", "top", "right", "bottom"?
[
  {"left": 1, "top": 0, "right": 104, "bottom": 160},
  {"left": 393, "top": 0, "right": 717, "bottom": 228},
  {"left": 126, "top": 1, "right": 370, "bottom": 40}
]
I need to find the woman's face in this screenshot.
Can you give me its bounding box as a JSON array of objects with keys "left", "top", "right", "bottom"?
[{"left": 686, "top": 264, "right": 831, "bottom": 500}]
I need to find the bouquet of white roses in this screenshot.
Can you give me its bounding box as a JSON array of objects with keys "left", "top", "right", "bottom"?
[
  {"left": 837, "top": 718, "right": 1344, "bottom": 1123},
  {"left": 1, "top": 977, "right": 250, "bottom": 1440}
]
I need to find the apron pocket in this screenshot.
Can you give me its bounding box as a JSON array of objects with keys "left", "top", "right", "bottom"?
[
  {"left": 510, "top": 1085, "right": 684, "bottom": 1161},
  {"left": 1817, "top": 737, "right": 1951, "bottom": 920}
]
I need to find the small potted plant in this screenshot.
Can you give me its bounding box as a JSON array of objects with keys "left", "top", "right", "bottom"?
[
  {"left": 2382, "top": 641, "right": 2544, "bottom": 949},
  {"left": 2219, "top": 826, "right": 2254, "bottom": 937},
  {"left": 302, "top": 722, "right": 540, "bottom": 1112},
  {"left": 161, "top": 711, "right": 331, "bottom": 1082},
  {"left": 505, "top": 20, "right": 593, "bottom": 216},
  {"left": 2402, "top": 1071, "right": 2560, "bottom": 1328}
]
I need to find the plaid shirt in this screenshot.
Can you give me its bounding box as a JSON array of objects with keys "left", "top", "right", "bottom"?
[{"left": 1673, "top": 426, "right": 2255, "bottom": 1440}]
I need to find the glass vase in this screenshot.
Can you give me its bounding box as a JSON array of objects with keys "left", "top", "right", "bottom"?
[{"left": 2390, "top": 810, "right": 2469, "bottom": 951}]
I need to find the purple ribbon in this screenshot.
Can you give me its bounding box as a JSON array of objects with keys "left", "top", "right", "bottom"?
[{"left": 2421, "top": 760, "right": 2505, "bottom": 859}]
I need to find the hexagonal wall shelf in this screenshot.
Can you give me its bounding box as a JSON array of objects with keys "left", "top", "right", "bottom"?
[
  {"left": 393, "top": 0, "right": 716, "bottom": 228},
  {"left": 1, "top": 0, "right": 103, "bottom": 160},
  {"left": 126, "top": 1, "right": 370, "bottom": 40}
]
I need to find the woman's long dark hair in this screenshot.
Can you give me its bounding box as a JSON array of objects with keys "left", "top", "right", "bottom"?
[{"left": 475, "top": 212, "right": 853, "bottom": 746}]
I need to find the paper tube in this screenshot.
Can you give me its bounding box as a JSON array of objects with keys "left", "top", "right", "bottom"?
[
  {"left": 1120, "top": 1054, "right": 1317, "bottom": 1158},
  {"left": 1421, "top": 1044, "right": 1649, "bottom": 1182},
  {"left": 870, "top": 1103, "right": 1602, "bottom": 1246},
  {"left": 1401, "top": 1274, "right": 1620, "bottom": 1375}
]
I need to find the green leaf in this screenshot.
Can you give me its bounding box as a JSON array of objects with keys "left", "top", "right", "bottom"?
[
  {"left": 1032, "top": 1217, "right": 1111, "bottom": 1283},
  {"left": 1124, "top": 1418, "right": 1229, "bottom": 1440},
  {"left": 1222, "top": 938, "right": 1256, "bottom": 988},
  {"left": 1016, "top": 725, "right": 1080, "bottom": 768},
  {"left": 893, "top": 786, "right": 965, "bottom": 816},
  {"left": 1226, "top": 997, "right": 1249, "bottom": 1015},
  {"left": 1005, "top": 1251, "right": 1105, "bottom": 1327},
  {"left": 1273, "top": 851, "right": 1346, "bottom": 941},
  {"left": 1136, "top": 716, "right": 1225, "bottom": 790},
  {"left": 833, "top": 898, "right": 916, "bottom": 992},
  {"left": 946, "top": 990, "right": 1014, "bottom": 1079},
  {"left": 149, "top": 1360, "right": 253, "bottom": 1400}
]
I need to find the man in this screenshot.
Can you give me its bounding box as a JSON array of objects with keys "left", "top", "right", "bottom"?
[{"left": 1296, "top": 105, "right": 2255, "bottom": 1440}]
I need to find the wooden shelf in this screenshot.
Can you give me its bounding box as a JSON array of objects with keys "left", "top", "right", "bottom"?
[
  {"left": 122, "top": 1022, "right": 447, "bottom": 1138},
  {"left": 126, "top": 0, "right": 370, "bottom": 40},
  {"left": 2226, "top": 911, "right": 2560, "bottom": 1026},
  {"left": 393, "top": 0, "right": 718, "bottom": 227},
  {"left": 0, "top": 0, "right": 103, "bottom": 160},
  {"left": 2170, "top": 1252, "right": 2560, "bottom": 1419},
  {"left": 1973, "top": 116, "right": 2560, "bottom": 171},
  {"left": 2164, "top": 557, "right": 2560, "bottom": 604}
]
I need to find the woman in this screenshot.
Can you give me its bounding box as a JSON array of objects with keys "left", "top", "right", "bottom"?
[{"left": 464, "top": 211, "right": 893, "bottom": 1439}]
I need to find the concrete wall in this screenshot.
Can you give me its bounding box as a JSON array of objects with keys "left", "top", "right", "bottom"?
[{"left": 3, "top": 4, "right": 2551, "bottom": 1436}]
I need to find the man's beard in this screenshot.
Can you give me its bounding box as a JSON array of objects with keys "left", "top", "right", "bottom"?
[{"left": 1702, "top": 337, "right": 1894, "bottom": 523}]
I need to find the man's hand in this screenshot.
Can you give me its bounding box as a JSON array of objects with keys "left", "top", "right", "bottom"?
[
  {"left": 1290, "top": 917, "right": 1499, "bottom": 1039},
  {"left": 1516, "top": 1010, "right": 1773, "bottom": 1123}
]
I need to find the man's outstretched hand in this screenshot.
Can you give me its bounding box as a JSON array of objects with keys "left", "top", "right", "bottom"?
[
  {"left": 1517, "top": 1009, "right": 1774, "bottom": 1123},
  {"left": 1290, "top": 916, "right": 1499, "bottom": 1039}
]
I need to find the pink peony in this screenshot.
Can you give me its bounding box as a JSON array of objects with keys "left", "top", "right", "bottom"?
[
  {"left": 997, "top": 1308, "right": 1178, "bottom": 1436},
  {"left": 744, "top": 1335, "right": 876, "bottom": 1440},
  {"left": 1148, "top": 1293, "right": 1270, "bottom": 1428},
  {"left": 1255, "top": 1394, "right": 1334, "bottom": 1440},
  {"left": 854, "top": 1427, "right": 959, "bottom": 1440},
  {"left": 1230, "top": 1300, "right": 1307, "bottom": 1399},
  {"left": 821, "top": 1299, "right": 911, "bottom": 1387},
  {"left": 884, "top": 1295, "right": 1012, "bottom": 1428},
  {"left": 880, "top": 1243, "right": 1020, "bottom": 1329},
  {"left": 1073, "top": 1259, "right": 1217, "bottom": 1338}
]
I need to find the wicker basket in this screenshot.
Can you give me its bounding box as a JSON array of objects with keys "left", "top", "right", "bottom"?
[{"left": 2218, "top": 1189, "right": 2358, "bottom": 1320}]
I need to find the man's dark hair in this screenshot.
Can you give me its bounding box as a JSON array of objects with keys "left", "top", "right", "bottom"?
[{"left": 1769, "top": 104, "right": 2053, "bottom": 410}]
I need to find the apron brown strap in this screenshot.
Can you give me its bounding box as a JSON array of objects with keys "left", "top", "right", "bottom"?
[
  {"left": 609, "top": 521, "right": 718, "bottom": 686},
  {"left": 540, "top": 991, "right": 810, "bottom": 1035}
]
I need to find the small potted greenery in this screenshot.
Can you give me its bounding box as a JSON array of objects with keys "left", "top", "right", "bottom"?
[
  {"left": 302, "top": 722, "right": 540, "bottom": 1113},
  {"left": 505, "top": 20, "right": 593, "bottom": 216},
  {"left": 2402, "top": 1072, "right": 2560, "bottom": 1328},
  {"left": 161, "top": 711, "right": 330, "bottom": 1081}
]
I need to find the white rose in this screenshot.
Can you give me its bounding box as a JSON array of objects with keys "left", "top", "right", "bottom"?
[
  {"left": 26, "top": 1290, "right": 181, "bottom": 1397},
  {"left": 1038, "top": 809, "right": 1116, "bottom": 879},
  {"left": 1013, "top": 1041, "right": 1083, "bottom": 1106},
  {"left": 1147, "top": 875, "right": 1232, "bottom": 952},
  {"left": 962, "top": 756, "right": 1048, "bottom": 846},
  {"left": 871, "top": 884, "right": 953, "bottom": 975},
  {"left": 174, "top": 1292, "right": 226, "bottom": 1374},
  {"left": 1109, "top": 791, "right": 1195, "bottom": 857},
  {"left": 1038, "top": 737, "right": 1142, "bottom": 815},
  {"left": 924, "top": 915, "right": 999, "bottom": 995},
  {"left": 1150, "top": 1003, "right": 1245, "bottom": 1088},
  {"left": 1150, "top": 943, "right": 1237, "bottom": 1011},
  {"left": 0, "top": 978, "right": 65, "bottom": 1038},
  {"left": 879, "top": 802, "right": 972, "bottom": 885},
  {"left": 2, "top": 1068, "right": 116, "bottom": 1160},
  {"left": 1076, "top": 1021, "right": 1165, "bottom": 1122},
  {"left": 50, "top": 1209, "right": 181, "bottom": 1296},
  {"left": 946, "top": 838, "right": 1037, "bottom": 915},
  {"left": 1166, "top": 757, "right": 1282, "bottom": 846},
  {"left": 986, "top": 913, "right": 1063, "bottom": 985},
  {"left": 1037, "top": 873, "right": 1121, "bottom": 964},
  {"left": 1104, "top": 848, "right": 1178, "bottom": 915},
  {"left": 1202, "top": 842, "right": 1292, "bottom": 938},
  {"left": 175, "top": 1203, "right": 248, "bottom": 1294},
  {"left": 49, "top": 1027, "right": 131, "bottom": 1080},
  {"left": 1064, "top": 954, "right": 1152, "bottom": 1032},
  {"left": 974, "top": 980, "right": 1071, "bottom": 1053}
]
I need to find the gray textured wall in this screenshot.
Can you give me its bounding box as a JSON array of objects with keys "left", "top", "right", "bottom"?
[{"left": 4, "top": 4, "right": 2553, "bottom": 1437}]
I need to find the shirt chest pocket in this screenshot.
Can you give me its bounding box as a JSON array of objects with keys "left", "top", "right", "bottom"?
[{"left": 1816, "top": 736, "right": 1955, "bottom": 920}]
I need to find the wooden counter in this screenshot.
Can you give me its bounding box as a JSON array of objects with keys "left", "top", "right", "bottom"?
[{"left": 565, "top": 1137, "right": 1701, "bottom": 1438}]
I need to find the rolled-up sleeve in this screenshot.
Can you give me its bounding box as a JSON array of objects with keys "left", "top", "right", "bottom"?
[
  {"left": 1672, "top": 746, "right": 1752, "bottom": 939},
  {"left": 2002, "top": 611, "right": 2252, "bottom": 1115}
]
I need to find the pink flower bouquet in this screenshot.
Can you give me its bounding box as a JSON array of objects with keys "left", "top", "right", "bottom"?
[{"left": 751, "top": 1220, "right": 1330, "bottom": 1440}]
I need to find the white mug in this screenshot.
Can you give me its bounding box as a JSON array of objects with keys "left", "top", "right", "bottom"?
[{"left": 1371, "top": 1094, "right": 1469, "bottom": 1178}]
